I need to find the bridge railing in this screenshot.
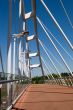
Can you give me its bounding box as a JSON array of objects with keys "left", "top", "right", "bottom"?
[
  {"left": 0, "top": 73, "right": 30, "bottom": 110},
  {"left": 47, "top": 76, "right": 73, "bottom": 87}
]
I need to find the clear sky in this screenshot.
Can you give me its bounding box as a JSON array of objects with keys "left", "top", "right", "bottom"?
[{"left": 0, "top": 0, "right": 73, "bottom": 77}]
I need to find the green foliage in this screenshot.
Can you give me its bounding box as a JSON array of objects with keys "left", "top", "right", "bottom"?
[
  {"left": 61, "top": 72, "right": 71, "bottom": 77},
  {"left": 32, "top": 76, "right": 48, "bottom": 84},
  {"left": 52, "top": 73, "right": 60, "bottom": 78},
  {"left": 48, "top": 74, "right": 52, "bottom": 79}
]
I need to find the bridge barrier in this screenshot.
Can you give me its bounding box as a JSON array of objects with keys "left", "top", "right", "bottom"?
[
  {"left": 47, "top": 76, "right": 73, "bottom": 87},
  {"left": 0, "top": 73, "right": 30, "bottom": 110}
]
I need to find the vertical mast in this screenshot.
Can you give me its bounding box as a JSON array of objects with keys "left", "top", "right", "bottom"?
[
  {"left": 7, "top": 0, "right": 12, "bottom": 104},
  {"left": 7, "top": 0, "right": 12, "bottom": 78},
  {"left": 18, "top": 0, "right": 23, "bottom": 75}
]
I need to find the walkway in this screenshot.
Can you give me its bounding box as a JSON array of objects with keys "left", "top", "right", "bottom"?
[{"left": 12, "top": 84, "right": 73, "bottom": 110}]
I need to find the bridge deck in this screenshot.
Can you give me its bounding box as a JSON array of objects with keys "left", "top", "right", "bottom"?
[{"left": 13, "top": 84, "right": 73, "bottom": 110}]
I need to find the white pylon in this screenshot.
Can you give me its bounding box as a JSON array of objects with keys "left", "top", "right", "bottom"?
[
  {"left": 7, "top": 42, "right": 12, "bottom": 75},
  {"left": 7, "top": 0, "right": 12, "bottom": 100},
  {"left": 12, "top": 37, "right": 16, "bottom": 97},
  {"left": 18, "top": 0, "right": 23, "bottom": 76},
  {"left": 20, "top": 0, "right": 44, "bottom": 78},
  {"left": 13, "top": 37, "right": 16, "bottom": 78},
  {"left": 18, "top": 41, "right": 22, "bottom": 75}
]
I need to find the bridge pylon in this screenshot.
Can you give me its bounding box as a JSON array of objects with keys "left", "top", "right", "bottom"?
[{"left": 20, "top": 0, "right": 44, "bottom": 78}]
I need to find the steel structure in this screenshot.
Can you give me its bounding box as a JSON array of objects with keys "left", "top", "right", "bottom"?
[
  {"left": 0, "top": 47, "right": 4, "bottom": 74},
  {"left": 0, "top": 47, "right": 4, "bottom": 106},
  {"left": 1, "top": 0, "right": 73, "bottom": 109},
  {"left": 20, "top": 0, "right": 44, "bottom": 78}
]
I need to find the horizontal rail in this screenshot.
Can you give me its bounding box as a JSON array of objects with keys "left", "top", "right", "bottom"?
[
  {"left": 0, "top": 77, "right": 30, "bottom": 110},
  {"left": 7, "top": 84, "right": 30, "bottom": 110},
  {"left": 0, "top": 78, "right": 30, "bottom": 84}
]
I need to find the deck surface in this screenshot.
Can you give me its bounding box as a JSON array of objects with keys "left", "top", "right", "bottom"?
[{"left": 13, "top": 84, "right": 73, "bottom": 110}]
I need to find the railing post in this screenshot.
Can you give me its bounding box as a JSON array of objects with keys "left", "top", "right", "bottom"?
[
  {"left": 0, "top": 85, "right": 2, "bottom": 108},
  {"left": 0, "top": 74, "right": 2, "bottom": 108},
  {"left": 10, "top": 82, "right": 13, "bottom": 104}
]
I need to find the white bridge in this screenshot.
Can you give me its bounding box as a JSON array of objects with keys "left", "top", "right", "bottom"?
[{"left": 0, "top": 0, "right": 73, "bottom": 109}]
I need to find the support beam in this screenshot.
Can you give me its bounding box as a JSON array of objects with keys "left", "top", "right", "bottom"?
[
  {"left": 12, "top": 37, "right": 16, "bottom": 98},
  {"left": 21, "top": 0, "right": 44, "bottom": 77},
  {"left": 29, "top": 52, "right": 39, "bottom": 57},
  {"left": 25, "top": 12, "right": 33, "bottom": 20},
  {"left": 31, "top": 0, "right": 37, "bottom": 35},
  {"left": 27, "top": 35, "right": 36, "bottom": 41},
  {"left": 0, "top": 47, "right": 4, "bottom": 74},
  {"left": 7, "top": 0, "right": 12, "bottom": 104},
  {"left": 18, "top": 0, "right": 24, "bottom": 76},
  {"left": 30, "top": 64, "right": 40, "bottom": 69},
  {"left": 13, "top": 37, "right": 16, "bottom": 78}
]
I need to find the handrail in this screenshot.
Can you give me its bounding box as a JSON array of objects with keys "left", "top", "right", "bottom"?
[
  {"left": 0, "top": 77, "right": 30, "bottom": 110},
  {"left": 0, "top": 78, "right": 28, "bottom": 84},
  {"left": 47, "top": 76, "right": 73, "bottom": 87}
]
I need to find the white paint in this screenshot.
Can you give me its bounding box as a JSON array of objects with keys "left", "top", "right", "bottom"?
[
  {"left": 25, "top": 12, "right": 33, "bottom": 20},
  {"left": 7, "top": 43, "right": 12, "bottom": 96},
  {"left": 30, "top": 64, "right": 40, "bottom": 68},
  {"left": 29, "top": 52, "right": 38, "bottom": 57},
  {"left": 27, "top": 35, "right": 35, "bottom": 41},
  {"left": 13, "top": 37, "right": 16, "bottom": 76}
]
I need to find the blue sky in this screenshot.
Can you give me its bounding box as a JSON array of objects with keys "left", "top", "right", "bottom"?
[{"left": 0, "top": 0, "right": 73, "bottom": 76}]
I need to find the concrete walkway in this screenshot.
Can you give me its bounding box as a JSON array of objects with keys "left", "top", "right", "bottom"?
[{"left": 13, "top": 84, "right": 73, "bottom": 110}]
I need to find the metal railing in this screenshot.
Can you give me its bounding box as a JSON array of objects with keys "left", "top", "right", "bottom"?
[
  {"left": 0, "top": 73, "right": 30, "bottom": 110},
  {"left": 47, "top": 76, "right": 73, "bottom": 87}
]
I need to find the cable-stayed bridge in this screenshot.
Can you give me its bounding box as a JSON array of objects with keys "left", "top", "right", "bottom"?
[{"left": 0, "top": 0, "right": 73, "bottom": 109}]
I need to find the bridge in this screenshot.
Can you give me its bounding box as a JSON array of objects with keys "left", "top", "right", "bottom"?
[{"left": 0, "top": 0, "right": 73, "bottom": 110}]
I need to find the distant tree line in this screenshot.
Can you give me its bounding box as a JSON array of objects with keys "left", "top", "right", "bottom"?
[
  {"left": 32, "top": 72, "right": 73, "bottom": 84},
  {"left": 0, "top": 72, "right": 73, "bottom": 84}
]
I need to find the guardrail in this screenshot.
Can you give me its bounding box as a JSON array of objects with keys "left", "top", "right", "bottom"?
[
  {"left": 0, "top": 73, "right": 30, "bottom": 110},
  {"left": 47, "top": 76, "right": 73, "bottom": 87}
]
